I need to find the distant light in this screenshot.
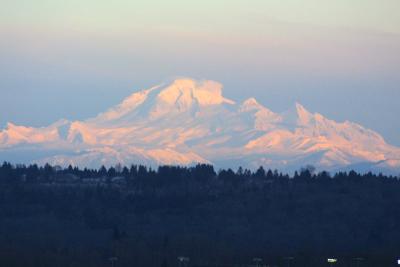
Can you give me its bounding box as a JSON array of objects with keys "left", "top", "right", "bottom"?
[
  {"left": 397, "top": 259, "right": 400, "bottom": 265},
  {"left": 327, "top": 258, "right": 337, "bottom": 263}
]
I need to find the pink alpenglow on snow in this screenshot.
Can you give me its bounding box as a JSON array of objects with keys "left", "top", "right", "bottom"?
[{"left": 1, "top": 78, "right": 399, "bottom": 174}]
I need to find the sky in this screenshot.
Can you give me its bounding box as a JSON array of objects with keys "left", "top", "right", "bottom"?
[{"left": 1, "top": 0, "right": 400, "bottom": 145}]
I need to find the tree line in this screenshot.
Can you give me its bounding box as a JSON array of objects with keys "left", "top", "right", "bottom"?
[{"left": 0, "top": 162, "right": 399, "bottom": 267}]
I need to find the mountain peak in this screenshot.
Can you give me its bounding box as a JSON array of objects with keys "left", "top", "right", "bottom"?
[
  {"left": 280, "top": 102, "right": 314, "bottom": 127},
  {"left": 295, "top": 102, "right": 310, "bottom": 114},
  {"left": 148, "top": 78, "right": 236, "bottom": 118},
  {"left": 169, "top": 78, "right": 198, "bottom": 88},
  {"left": 295, "top": 102, "right": 313, "bottom": 124},
  {"left": 240, "top": 98, "right": 265, "bottom": 112},
  {"left": 91, "top": 78, "right": 236, "bottom": 124},
  {"left": 157, "top": 78, "right": 235, "bottom": 107},
  {"left": 243, "top": 97, "right": 259, "bottom": 106}
]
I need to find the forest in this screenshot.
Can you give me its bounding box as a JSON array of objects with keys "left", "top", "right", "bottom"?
[{"left": 0, "top": 162, "right": 400, "bottom": 267}]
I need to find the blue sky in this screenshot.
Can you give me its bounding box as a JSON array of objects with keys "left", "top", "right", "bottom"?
[{"left": 1, "top": 0, "right": 400, "bottom": 145}]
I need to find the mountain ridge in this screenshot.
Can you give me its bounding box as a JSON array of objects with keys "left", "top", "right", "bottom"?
[{"left": 1, "top": 78, "right": 399, "bottom": 174}]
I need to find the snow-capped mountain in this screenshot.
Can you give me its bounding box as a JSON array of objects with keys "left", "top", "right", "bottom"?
[{"left": 1, "top": 78, "right": 400, "bottom": 174}]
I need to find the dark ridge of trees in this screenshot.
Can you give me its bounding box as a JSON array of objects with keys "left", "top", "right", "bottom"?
[{"left": 0, "top": 162, "right": 399, "bottom": 267}]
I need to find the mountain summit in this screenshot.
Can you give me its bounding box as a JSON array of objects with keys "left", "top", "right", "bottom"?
[
  {"left": 90, "top": 78, "right": 235, "bottom": 125},
  {"left": 1, "top": 78, "right": 399, "bottom": 174}
]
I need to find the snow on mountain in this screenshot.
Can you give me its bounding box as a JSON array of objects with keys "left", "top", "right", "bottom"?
[
  {"left": 1, "top": 78, "right": 399, "bottom": 174},
  {"left": 239, "top": 98, "right": 281, "bottom": 131},
  {"left": 0, "top": 121, "right": 64, "bottom": 148}
]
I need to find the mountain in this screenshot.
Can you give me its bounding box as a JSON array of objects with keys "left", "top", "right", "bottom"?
[{"left": 1, "top": 78, "right": 400, "bottom": 174}]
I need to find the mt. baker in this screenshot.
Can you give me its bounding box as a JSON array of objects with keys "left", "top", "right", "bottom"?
[{"left": 1, "top": 78, "right": 400, "bottom": 174}]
